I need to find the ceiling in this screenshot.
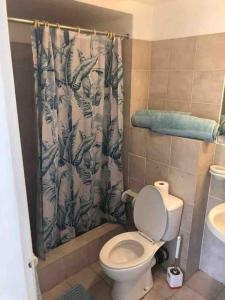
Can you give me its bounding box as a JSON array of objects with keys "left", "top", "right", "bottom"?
[{"left": 6, "top": 0, "right": 130, "bottom": 28}]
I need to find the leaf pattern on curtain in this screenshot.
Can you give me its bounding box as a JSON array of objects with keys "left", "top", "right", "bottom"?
[{"left": 31, "top": 27, "right": 126, "bottom": 254}]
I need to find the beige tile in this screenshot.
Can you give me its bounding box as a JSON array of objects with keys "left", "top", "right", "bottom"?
[
  {"left": 132, "top": 39, "right": 151, "bottom": 69},
  {"left": 170, "top": 285, "right": 205, "bottom": 300},
  {"left": 186, "top": 270, "right": 224, "bottom": 299},
  {"left": 164, "top": 100, "right": 191, "bottom": 113},
  {"left": 38, "top": 258, "right": 65, "bottom": 293},
  {"left": 151, "top": 39, "right": 172, "bottom": 70},
  {"left": 149, "top": 70, "right": 169, "bottom": 99},
  {"left": 167, "top": 70, "right": 193, "bottom": 101},
  {"left": 130, "top": 69, "right": 150, "bottom": 101},
  {"left": 128, "top": 178, "right": 146, "bottom": 192},
  {"left": 146, "top": 160, "right": 169, "bottom": 185},
  {"left": 129, "top": 127, "right": 147, "bottom": 157},
  {"left": 130, "top": 97, "right": 148, "bottom": 119},
  {"left": 142, "top": 288, "right": 164, "bottom": 300},
  {"left": 60, "top": 235, "right": 87, "bottom": 256},
  {"left": 66, "top": 266, "right": 101, "bottom": 289},
  {"left": 179, "top": 229, "right": 191, "bottom": 259},
  {"left": 214, "top": 144, "right": 225, "bottom": 166},
  {"left": 170, "top": 37, "right": 197, "bottom": 69},
  {"left": 198, "top": 142, "right": 215, "bottom": 173},
  {"left": 216, "top": 288, "right": 225, "bottom": 300},
  {"left": 148, "top": 98, "right": 165, "bottom": 110},
  {"left": 43, "top": 281, "right": 71, "bottom": 300},
  {"left": 89, "top": 280, "right": 112, "bottom": 300},
  {"left": 180, "top": 203, "right": 194, "bottom": 233},
  {"left": 90, "top": 261, "right": 113, "bottom": 286},
  {"left": 122, "top": 39, "right": 132, "bottom": 70},
  {"left": 146, "top": 131, "right": 172, "bottom": 164},
  {"left": 38, "top": 247, "right": 64, "bottom": 270},
  {"left": 153, "top": 268, "right": 177, "bottom": 298},
  {"left": 209, "top": 176, "right": 225, "bottom": 200},
  {"left": 63, "top": 247, "right": 89, "bottom": 278},
  {"left": 195, "top": 33, "right": 225, "bottom": 70},
  {"left": 168, "top": 167, "right": 197, "bottom": 205},
  {"left": 128, "top": 153, "right": 146, "bottom": 184},
  {"left": 191, "top": 102, "right": 221, "bottom": 121},
  {"left": 192, "top": 70, "right": 225, "bottom": 104},
  {"left": 170, "top": 136, "right": 200, "bottom": 174}
]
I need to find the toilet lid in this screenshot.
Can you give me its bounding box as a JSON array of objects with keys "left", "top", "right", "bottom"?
[{"left": 133, "top": 185, "right": 167, "bottom": 241}]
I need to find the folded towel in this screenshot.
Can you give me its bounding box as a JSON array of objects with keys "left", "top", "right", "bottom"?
[{"left": 131, "top": 110, "right": 219, "bottom": 142}]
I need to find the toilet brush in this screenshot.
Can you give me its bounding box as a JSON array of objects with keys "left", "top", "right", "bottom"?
[{"left": 167, "top": 236, "right": 184, "bottom": 288}]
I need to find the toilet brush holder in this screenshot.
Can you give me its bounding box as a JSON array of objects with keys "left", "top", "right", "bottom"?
[{"left": 167, "top": 236, "right": 183, "bottom": 288}]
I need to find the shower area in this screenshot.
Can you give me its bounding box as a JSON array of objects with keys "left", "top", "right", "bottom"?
[{"left": 7, "top": 0, "right": 132, "bottom": 273}]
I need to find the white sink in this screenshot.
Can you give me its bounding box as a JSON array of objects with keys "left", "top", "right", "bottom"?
[{"left": 207, "top": 203, "right": 225, "bottom": 243}]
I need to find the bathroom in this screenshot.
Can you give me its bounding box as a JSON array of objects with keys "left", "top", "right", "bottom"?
[{"left": 2, "top": 0, "right": 225, "bottom": 299}]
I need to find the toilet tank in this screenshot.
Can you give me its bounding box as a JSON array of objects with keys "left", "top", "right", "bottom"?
[{"left": 162, "top": 194, "right": 183, "bottom": 241}]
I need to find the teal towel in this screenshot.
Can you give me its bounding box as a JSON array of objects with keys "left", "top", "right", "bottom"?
[{"left": 131, "top": 110, "right": 219, "bottom": 142}]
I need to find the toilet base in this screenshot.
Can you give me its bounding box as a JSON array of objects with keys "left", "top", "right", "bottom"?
[{"left": 111, "top": 267, "right": 153, "bottom": 300}]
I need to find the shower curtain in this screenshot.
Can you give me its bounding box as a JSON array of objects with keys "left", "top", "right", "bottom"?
[{"left": 31, "top": 26, "right": 126, "bottom": 256}]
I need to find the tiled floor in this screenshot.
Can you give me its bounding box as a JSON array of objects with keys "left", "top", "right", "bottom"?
[{"left": 42, "top": 263, "right": 225, "bottom": 300}]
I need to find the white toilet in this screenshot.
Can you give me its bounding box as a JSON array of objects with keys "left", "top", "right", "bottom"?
[{"left": 99, "top": 185, "right": 183, "bottom": 300}]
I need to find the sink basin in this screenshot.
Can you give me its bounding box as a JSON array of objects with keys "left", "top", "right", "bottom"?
[{"left": 207, "top": 203, "right": 225, "bottom": 243}]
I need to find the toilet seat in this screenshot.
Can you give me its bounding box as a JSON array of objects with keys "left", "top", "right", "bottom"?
[{"left": 99, "top": 232, "right": 164, "bottom": 270}]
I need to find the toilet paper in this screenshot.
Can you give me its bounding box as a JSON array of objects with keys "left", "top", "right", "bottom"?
[{"left": 154, "top": 181, "right": 169, "bottom": 194}]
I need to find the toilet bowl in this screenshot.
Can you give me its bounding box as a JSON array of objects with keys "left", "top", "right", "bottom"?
[{"left": 100, "top": 185, "right": 183, "bottom": 300}]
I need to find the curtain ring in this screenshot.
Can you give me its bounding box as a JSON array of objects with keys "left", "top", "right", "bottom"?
[
  {"left": 112, "top": 32, "right": 116, "bottom": 40},
  {"left": 93, "top": 29, "right": 97, "bottom": 36},
  {"left": 34, "top": 19, "right": 40, "bottom": 28},
  {"left": 77, "top": 26, "right": 81, "bottom": 34},
  {"left": 44, "top": 21, "right": 49, "bottom": 27}
]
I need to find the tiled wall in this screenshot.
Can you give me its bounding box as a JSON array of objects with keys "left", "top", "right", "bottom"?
[
  {"left": 122, "top": 34, "right": 225, "bottom": 278},
  {"left": 200, "top": 144, "right": 225, "bottom": 284},
  {"left": 149, "top": 33, "right": 225, "bottom": 122}
]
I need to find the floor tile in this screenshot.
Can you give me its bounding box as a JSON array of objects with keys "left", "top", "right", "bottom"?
[
  {"left": 186, "top": 270, "right": 224, "bottom": 299},
  {"left": 42, "top": 281, "right": 71, "bottom": 300},
  {"left": 88, "top": 280, "right": 112, "bottom": 300},
  {"left": 216, "top": 288, "right": 225, "bottom": 300},
  {"left": 153, "top": 268, "right": 177, "bottom": 299},
  {"left": 169, "top": 285, "right": 206, "bottom": 300},
  {"left": 66, "top": 266, "right": 101, "bottom": 290},
  {"left": 143, "top": 288, "right": 165, "bottom": 300}
]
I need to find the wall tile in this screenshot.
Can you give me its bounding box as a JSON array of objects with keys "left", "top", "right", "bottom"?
[
  {"left": 192, "top": 70, "right": 225, "bottom": 104},
  {"left": 128, "top": 153, "right": 146, "bottom": 185},
  {"left": 180, "top": 203, "right": 194, "bottom": 233},
  {"left": 145, "top": 159, "right": 169, "bottom": 185},
  {"left": 202, "top": 226, "right": 225, "bottom": 260},
  {"left": 146, "top": 131, "right": 172, "bottom": 164},
  {"left": 195, "top": 33, "right": 225, "bottom": 70},
  {"left": 209, "top": 176, "right": 225, "bottom": 200},
  {"left": 148, "top": 98, "right": 165, "bottom": 110},
  {"left": 170, "top": 136, "right": 200, "bottom": 174},
  {"left": 130, "top": 69, "right": 149, "bottom": 117},
  {"left": 214, "top": 144, "right": 225, "bottom": 166},
  {"left": 149, "top": 70, "right": 169, "bottom": 99},
  {"left": 122, "top": 39, "right": 132, "bottom": 71},
  {"left": 167, "top": 70, "right": 193, "bottom": 101},
  {"left": 200, "top": 247, "right": 225, "bottom": 284},
  {"left": 128, "top": 178, "right": 145, "bottom": 192},
  {"left": 198, "top": 142, "right": 215, "bottom": 173},
  {"left": 151, "top": 40, "right": 172, "bottom": 70},
  {"left": 129, "top": 127, "right": 147, "bottom": 157},
  {"left": 191, "top": 102, "right": 221, "bottom": 121},
  {"left": 131, "top": 39, "right": 151, "bottom": 70},
  {"left": 170, "top": 37, "right": 197, "bottom": 69},
  {"left": 164, "top": 100, "right": 191, "bottom": 112},
  {"left": 168, "top": 167, "right": 197, "bottom": 205}
]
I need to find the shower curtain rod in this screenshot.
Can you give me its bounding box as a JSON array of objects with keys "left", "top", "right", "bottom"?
[{"left": 8, "top": 17, "right": 129, "bottom": 39}]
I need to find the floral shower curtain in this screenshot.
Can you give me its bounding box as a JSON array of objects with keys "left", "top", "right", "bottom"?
[{"left": 31, "top": 26, "right": 126, "bottom": 256}]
